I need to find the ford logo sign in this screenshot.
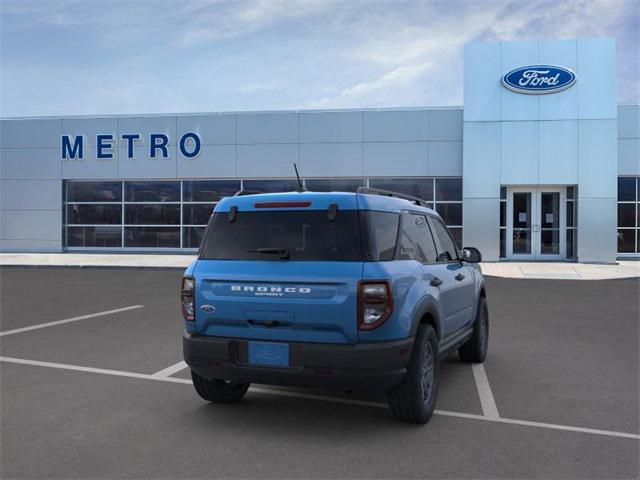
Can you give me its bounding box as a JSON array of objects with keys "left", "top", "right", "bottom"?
[{"left": 502, "top": 65, "right": 576, "bottom": 94}]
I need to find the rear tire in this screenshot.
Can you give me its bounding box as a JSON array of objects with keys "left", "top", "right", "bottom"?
[
  {"left": 386, "top": 324, "right": 439, "bottom": 424},
  {"left": 191, "top": 370, "right": 250, "bottom": 404},
  {"left": 458, "top": 297, "right": 489, "bottom": 363}
]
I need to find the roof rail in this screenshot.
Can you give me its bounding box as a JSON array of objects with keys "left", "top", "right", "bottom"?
[
  {"left": 233, "top": 189, "right": 262, "bottom": 196},
  {"left": 356, "top": 187, "right": 430, "bottom": 208}
]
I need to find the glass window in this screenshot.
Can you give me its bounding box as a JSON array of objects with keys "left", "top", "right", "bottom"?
[
  {"left": 500, "top": 201, "right": 506, "bottom": 227},
  {"left": 125, "top": 204, "right": 180, "bottom": 225},
  {"left": 183, "top": 226, "right": 206, "bottom": 249},
  {"left": 183, "top": 204, "right": 215, "bottom": 225},
  {"left": 618, "top": 204, "right": 636, "bottom": 228},
  {"left": 500, "top": 187, "right": 506, "bottom": 200},
  {"left": 448, "top": 227, "right": 462, "bottom": 250},
  {"left": 428, "top": 217, "right": 459, "bottom": 261},
  {"left": 566, "top": 230, "right": 574, "bottom": 259},
  {"left": 200, "top": 210, "right": 363, "bottom": 261},
  {"left": 183, "top": 180, "right": 240, "bottom": 202},
  {"left": 67, "top": 226, "right": 121, "bottom": 247},
  {"left": 499, "top": 229, "right": 506, "bottom": 258},
  {"left": 369, "top": 178, "right": 433, "bottom": 203},
  {"left": 435, "top": 203, "right": 462, "bottom": 226},
  {"left": 67, "top": 181, "right": 122, "bottom": 202},
  {"left": 435, "top": 178, "right": 462, "bottom": 201},
  {"left": 124, "top": 227, "right": 180, "bottom": 248},
  {"left": 618, "top": 177, "right": 636, "bottom": 201},
  {"left": 305, "top": 178, "right": 365, "bottom": 192},
  {"left": 396, "top": 213, "right": 438, "bottom": 263},
  {"left": 566, "top": 201, "right": 574, "bottom": 228},
  {"left": 617, "top": 229, "right": 635, "bottom": 253},
  {"left": 242, "top": 179, "right": 300, "bottom": 193},
  {"left": 566, "top": 186, "right": 575, "bottom": 200},
  {"left": 359, "top": 211, "right": 399, "bottom": 261},
  {"left": 125, "top": 181, "right": 180, "bottom": 202},
  {"left": 67, "top": 205, "right": 121, "bottom": 225}
]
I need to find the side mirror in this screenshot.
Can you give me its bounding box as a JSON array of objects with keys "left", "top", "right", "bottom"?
[{"left": 462, "top": 247, "right": 482, "bottom": 263}]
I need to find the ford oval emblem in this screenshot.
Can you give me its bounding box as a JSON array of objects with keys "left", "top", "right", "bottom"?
[
  {"left": 200, "top": 304, "right": 215, "bottom": 313},
  {"left": 502, "top": 65, "right": 576, "bottom": 94}
]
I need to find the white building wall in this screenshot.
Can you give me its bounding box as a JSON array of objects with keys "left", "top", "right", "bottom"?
[
  {"left": 0, "top": 119, "right": 63, "bottom": 252},
  {"left": 0, "top": 108, "right": 463, "bottom": 253},
  {"left": 463, "top": 38, "right": 618, "bottom": 262}
]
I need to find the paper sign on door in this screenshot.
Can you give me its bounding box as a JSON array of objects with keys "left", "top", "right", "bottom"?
[
  {"left": 545, "top": 213, "right": 554, "bottom": 224},
  {"left": 518, "top": 212, "right": 527, "bottom": 222}
]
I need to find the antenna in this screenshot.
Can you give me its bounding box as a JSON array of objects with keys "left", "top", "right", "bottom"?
[{"left": 293, "top": 163, "right": 306, "bottom": 192}]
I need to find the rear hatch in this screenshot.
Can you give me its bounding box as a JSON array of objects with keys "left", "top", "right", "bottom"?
[{"left": 194, "top": 193, "right": 363, "bottom": 344}]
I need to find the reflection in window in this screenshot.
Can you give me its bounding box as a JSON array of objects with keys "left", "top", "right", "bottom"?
[
  {"left": 67, "top": 181, "right": 121, "bottom": 202},
  {"left": 125, "top": 181, "right": 180, "bottom": 202},
  {"left": 67, "top": 227, "right": 121, "bottom": 247},
  {"left": 183, "top": 227, "right": 206, "bottom": 249},
  {"left": 435, "top": 178, "right": 462, "bottom": 201},
  {"left": 183, "top": 180, "right": 240, "bottom": 202},
  {"left": 67, "top": 205, "right": 121, "bottom": 225},
  {"left": 305, "top": 178, "right": 365, "bottom": 192},
  {"left": 124, "top": 227, "right": 180, "bottom": 248},
  {"left": 369, "top": 178, "right": 433, "bottom": 202},
  {"left": 183, "top": 204, "right": 215, "bottom": 225},
  {"left": 617, "top": 176, "right": 639, "bottom": 254},
  {"left": 436, "top": 203, "right": 462, "bottom": 226},
  {"left": 125, "top": 204, "right": 180, "bottom": 225},
  {"left": 243, "top": 179, "right": 299, "bottom": 193},
  {"left": 65, "top": 177, "right": 465, "bottom": 251}
]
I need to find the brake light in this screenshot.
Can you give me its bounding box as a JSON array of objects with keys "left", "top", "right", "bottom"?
[
  {"left": 358, "top": 281, "right": 393, "bottom": 330},
  {"left": 181, "top": 276, "right": 195, "bottom": 321},
  {"left": 254, "top": 201, "right": 312, "bottom": 208}
]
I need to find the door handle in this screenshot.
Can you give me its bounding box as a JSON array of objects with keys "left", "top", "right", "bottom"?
[
  {"left": 455, "top": 273, "right": 465, "bottom": 281},
  {"left": 430, "top": 277, "right": 443, "bottom": 287}
]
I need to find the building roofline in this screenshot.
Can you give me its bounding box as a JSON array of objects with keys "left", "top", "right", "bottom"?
[
  {"left": 0, "top": 105, "right": 464, "bottom": 121},
  {"left": 2, "top": 103, "right": 637, "bottom": 121}
]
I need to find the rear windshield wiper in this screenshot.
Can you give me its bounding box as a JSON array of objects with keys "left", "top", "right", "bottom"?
[{"left": 248, "top": 247, "right": 290, "bottom": 259}]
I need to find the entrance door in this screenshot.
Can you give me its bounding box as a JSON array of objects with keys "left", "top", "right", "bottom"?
[{"left": 506, "top": 187, "right": 566, "bottom": 260}]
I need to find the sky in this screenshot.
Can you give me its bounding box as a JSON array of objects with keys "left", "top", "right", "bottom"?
[{"left": 0, "top": 0, "right": 638, "bottom": 117}]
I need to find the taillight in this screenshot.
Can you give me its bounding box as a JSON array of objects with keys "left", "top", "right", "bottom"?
[
  {"left": 181, "top": 276, "right": 195, "bottom": 321},
  {"left": 358, "top": 281, "right": 393, "bottom": 330}
]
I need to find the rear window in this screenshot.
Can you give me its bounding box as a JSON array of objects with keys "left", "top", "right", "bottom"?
[
  {"left": 200, "top": 210, "right": 363, "bottom": 261},
  {"left": 199, "top": 209, "right": 401, "bottom": 262}
]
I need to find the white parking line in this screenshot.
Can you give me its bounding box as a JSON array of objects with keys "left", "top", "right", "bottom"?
[
  {"left": 1, "top": 355, "right": 638, "bottom": 441},
  {"left": 472, "top": 363, "right": 500, "bottom": 418},
  {"left": 151, "top": 361, "right": 188, "bottom": 378},
  {"left": 0, "top": 305, "right": 144, "bottom": 337}
]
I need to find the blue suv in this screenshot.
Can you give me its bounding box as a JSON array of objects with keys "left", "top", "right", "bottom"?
[{"left": 182, "top": 188, "right": 488, "bottom": 423}]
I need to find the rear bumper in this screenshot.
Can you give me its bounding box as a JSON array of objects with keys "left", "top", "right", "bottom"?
[{"left": 183, "top": 333, "right": 414, "bottom": 393}]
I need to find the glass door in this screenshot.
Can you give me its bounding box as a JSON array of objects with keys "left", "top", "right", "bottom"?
[{"left": 506, "top": 187, "right": 566, "bottom": 260}]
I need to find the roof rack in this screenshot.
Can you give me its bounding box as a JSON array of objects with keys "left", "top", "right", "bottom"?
[
  {"left": 233, "top": 189, "right": 262, "bottom": 196},
  {"left": 356, "top": 187, "right": 430, "bottom": 208}
]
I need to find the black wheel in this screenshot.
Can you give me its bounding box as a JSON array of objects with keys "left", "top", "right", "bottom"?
[
  {"left": 191, "top": 370, "right": 250, "bottom": 404},
  {"left": 386, "top": 324, "right": 439, "bottom": 424},
  {"left": 458, "top": 297, "right": 489, "bottom": 363}
]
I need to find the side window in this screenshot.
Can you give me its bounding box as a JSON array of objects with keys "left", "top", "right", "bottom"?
[
  {"left": 429, "top": 217, "right": 459, "bottom": 262},
  {"left": 396, "top": 213, "right": 438, "bottom": 263}
]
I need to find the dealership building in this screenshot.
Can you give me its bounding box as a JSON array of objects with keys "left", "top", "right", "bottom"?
[{"left": 1, "top": 37, "right": 639, "bottom": 262}]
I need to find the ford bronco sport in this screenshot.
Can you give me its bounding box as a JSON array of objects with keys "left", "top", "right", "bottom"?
[{"left": 182, "top": 188, "right": 488, "bottom": 423}]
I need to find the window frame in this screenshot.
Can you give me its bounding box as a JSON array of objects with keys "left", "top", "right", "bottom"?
[{"left": 427, "top": 215, "right": 461, "bottom": 263}]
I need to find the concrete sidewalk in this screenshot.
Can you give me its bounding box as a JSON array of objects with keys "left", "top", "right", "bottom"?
[{"left": 1, "top": 253, "right": 639, "bottom": 280}]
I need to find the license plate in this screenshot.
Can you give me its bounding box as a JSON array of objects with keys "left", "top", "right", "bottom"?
[{"left": 248, "top": 341, "right": 289, "bottom": 367}]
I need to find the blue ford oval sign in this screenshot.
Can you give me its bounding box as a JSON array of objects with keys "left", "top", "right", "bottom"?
[{"left": 502, "top": 65, "right": 576, "bottom": 94}]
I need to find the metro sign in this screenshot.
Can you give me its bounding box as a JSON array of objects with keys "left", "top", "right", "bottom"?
[
  {"left": 501, "top": 65, "right": 576, "bottom": 94},
  {"left": 61, "top": 132, "right": 202, "bottom": 160}
]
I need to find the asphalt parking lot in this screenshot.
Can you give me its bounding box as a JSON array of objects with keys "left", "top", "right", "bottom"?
[{"left": 1, "top": 267, "right": 638, "bottom": 479}]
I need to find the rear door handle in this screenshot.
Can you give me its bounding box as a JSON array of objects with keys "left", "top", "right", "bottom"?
[
  {"left": 430, "top": 277, "right": 443, "bottom": 287},
  {"left": 455, "top": 273, "right": 465, "bottom": 281}
]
